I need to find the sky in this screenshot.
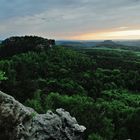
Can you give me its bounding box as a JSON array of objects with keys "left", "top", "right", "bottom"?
[{"left": 0, "top": 0, "right": 140, "bottom": 40}]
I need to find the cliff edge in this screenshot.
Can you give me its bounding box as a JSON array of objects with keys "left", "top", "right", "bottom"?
[{"left": 0, "top": 91, "right": 86, "bottom": 140}]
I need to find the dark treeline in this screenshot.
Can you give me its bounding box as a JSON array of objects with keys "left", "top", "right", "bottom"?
[{"left": 0, "top": 36, "right": 140, "bottom": 140}]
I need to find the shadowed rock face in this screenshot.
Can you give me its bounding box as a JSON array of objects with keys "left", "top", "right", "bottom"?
[{"left": 0, "top": 91, "right": 86, "bottom": 140}]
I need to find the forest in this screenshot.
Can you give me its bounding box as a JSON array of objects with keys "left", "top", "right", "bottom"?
[{"left": 0, "top": 36, "right": 140, "bottom": 140}]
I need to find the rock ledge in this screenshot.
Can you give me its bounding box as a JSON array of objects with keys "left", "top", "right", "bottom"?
[{"left": 0, "top": 91, "right": 86, "bottom": 140}]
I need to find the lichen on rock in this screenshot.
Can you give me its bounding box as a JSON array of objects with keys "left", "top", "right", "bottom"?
[{"left": 0, "top": 91, "right": 86, "bottom": 140}]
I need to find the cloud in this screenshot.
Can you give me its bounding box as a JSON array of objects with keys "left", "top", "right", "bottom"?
[{"left": 0, "top": 0, "right": 140, "bottom": 39}]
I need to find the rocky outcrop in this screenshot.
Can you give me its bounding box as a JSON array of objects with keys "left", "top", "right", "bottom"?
[
  {"left": 0, "top": 36, "right": 55, "bottom": 58},
  {"left": 0, "top": 91, "right": 86, "bottom": 140}
]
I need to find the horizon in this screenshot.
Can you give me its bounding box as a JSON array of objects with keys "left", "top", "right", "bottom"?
[
  {"left": 1, "top": 37, "right": 140, "bottom": 42},
  {"left": 0, "top": 0, "right": 140, "bottom": 40}
]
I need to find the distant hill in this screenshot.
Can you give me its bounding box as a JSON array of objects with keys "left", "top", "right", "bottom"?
[
  {"left": 56, "top": 40, "right": 119, "bottom": 47},
  {"left": 95, "top": 40, "right": 123, "bottom": 49},
  {"left": 56, "top": 40, "right": 99, "bottom": 48},
  {"left": 56, "top": 41, "right": 86, "bottom": 47},
  {"left": 56, "top": 40, "right": 140, "bottom": 51},
  {"left": 95, "top": 40, "right": 140, "bottom": 51},
  {"left": 56, "top": 40, "right": 121, "bottom": 48},
  {"left": 116, "top": 40, "right": 140, "bottom": 47},
  {"left": 98, "top": 40, "right": 117, "bottom": 46}
]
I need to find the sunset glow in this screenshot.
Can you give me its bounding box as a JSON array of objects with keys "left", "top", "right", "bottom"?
[{"left": 73, "top": 29, "right": 140, "bottom": 40}]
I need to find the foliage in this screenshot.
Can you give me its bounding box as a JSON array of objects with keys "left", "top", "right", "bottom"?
[
  {"left": 88, "top": 133, "right": 104, "bottom": 140},
  {"left": 0, "top": 36, "right": 140, "bottom": 139},
  {"left": 25, "top": 90, "right": 44, "bottom": 113},
  {"left": 0, "top": 71, "right": 7, "bottom": 81}
]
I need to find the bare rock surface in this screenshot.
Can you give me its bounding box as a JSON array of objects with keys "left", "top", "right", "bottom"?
[{"left": 0, "top": 91, "right": 86, "bottom": 140}]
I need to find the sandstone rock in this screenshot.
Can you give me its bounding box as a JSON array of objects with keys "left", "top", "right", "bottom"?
[{"left": 0, "top": 91, "right": 86, "bottom": 140}]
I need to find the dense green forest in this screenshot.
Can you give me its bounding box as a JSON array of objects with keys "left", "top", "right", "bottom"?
[{"left": 0, "top": 36, "right": 140, "bottom": 140}]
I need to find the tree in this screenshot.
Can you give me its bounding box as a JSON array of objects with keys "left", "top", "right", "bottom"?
[
  {"left": 88, "top": 133, "right": 104, "bottom": 140},
  {"left": 0, "top": 71, "right": 7, "bottom": 81}
]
